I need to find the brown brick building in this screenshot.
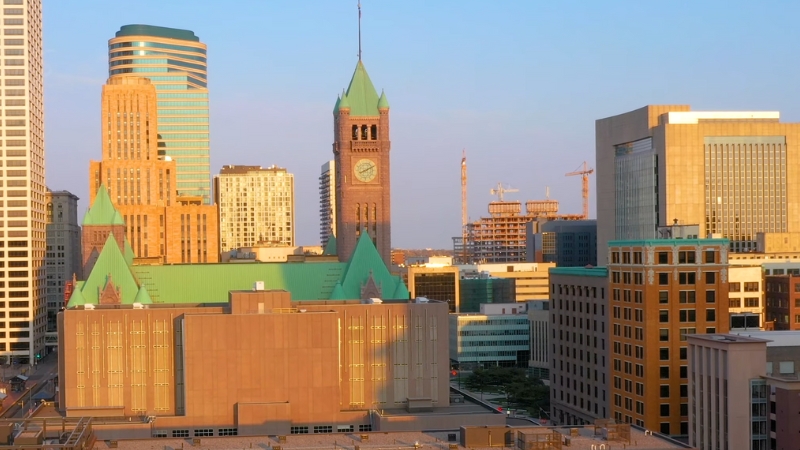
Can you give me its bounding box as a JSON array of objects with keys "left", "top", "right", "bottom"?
[
  {"left": 333, "top": 60, "right": 391, "bottom": 267},
  {"left": 607, "top": 238, "right": 730, "bottom": 437},
  {"left": 765, "top": 274, "right": 800, "bottom": 330},
  {"left": 89, "top": 75, "right": 218, "bottom": 263}
]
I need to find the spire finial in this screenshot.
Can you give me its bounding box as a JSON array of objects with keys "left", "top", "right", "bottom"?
[{"left": 357, "top": 0, "right": 362, "bottom": 61}]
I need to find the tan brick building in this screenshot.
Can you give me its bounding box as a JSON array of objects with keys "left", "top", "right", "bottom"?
[
  {"left": 89, "top": 75, "right": 218, "bottom": 263},
  {"left": 607, "top": 238, "right": 729, "bottom": 437},
  {"left": 596, "top": 106, "right": 800, "bottom": 264}
]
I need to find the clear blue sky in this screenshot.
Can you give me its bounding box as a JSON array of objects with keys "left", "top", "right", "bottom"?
[{"left": 45, "top": 0, "right": 800, "bottom": 249}]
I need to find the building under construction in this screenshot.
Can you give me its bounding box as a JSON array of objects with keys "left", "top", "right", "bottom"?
[{"left": 453, "top": 195, "right": 583, "bottom": 264}]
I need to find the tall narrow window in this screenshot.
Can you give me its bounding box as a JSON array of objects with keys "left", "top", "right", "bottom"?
[
  {"left": 371, "top": 125, "right": 378, "bottom": 140},
  {"left": 361, "top": 125, "right": 368, "bottom": 140},
  {"left": 352, "top": 125, "right": 359, "bottom": 140}
]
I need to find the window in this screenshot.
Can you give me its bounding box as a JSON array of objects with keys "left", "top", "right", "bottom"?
[
  {"left": 659, "top": 329, "right": 669, "bottom": 341},
  {"left": 659, "top": 348, "right": 669, "bottom": 360},
  {"left": 658, "top": 252, "right": 668, "bottom": 264},
  {"left": 706, "top": 309, "right": 716, "bottom": 321},
  {"left": 659, "top": 310, "right": 669, "bottom": 323},
  {"left": 660, "top": 404, "right": 670, "bottom": 417},
  {"left": 706, "top": 290, "right": 716, "bottom": 303},
  {"left": 660, "top": 423, "right": 670, "bottom": 434},
  {"left": 680, "top": 347, "right": 687, "bottom": 360},
  {"left": 704, "top": 250, "right": 715, "bottom": 263},
  {"left": 659, "top": 291, "right": 669, "bottom": 304},
  {"left": 729, "top": 282, "right": 741, "bottom": 292},
  {"left": 194, "top": 429, "right": 213, "bottom": 437},
  {"left": 218, "top": 428, "right": 238, "bottom": 436},
  {"left": 678, "top": 251, "right": 695, "bottom": 264},
  {"left": 705, "top": 272, "right": 716, "bottom": 284},
  {"left": 745, "top": 298, "right": 759, "bottom": 308},
  {"left": 658, "top": 273, "right": 669, "bottom": 285},
  {"left": 660, "top": 385, "right": 669, "bottom": 398},
  {"left": 660, "top": 366, "right": 670, "bottom": 379},
  {"left": 172, "top": 430, "right": 189, "bottom": 438},
  {"left": 729, "top": 299, "right": 741, "bottom": 308},
  {"left": 358, "top": 424, "right": 372, "bottom": 432},
  {"left": 313, "top": 426, "right": 333, "bottom": 434},
  {"left": 680, "top": 366, "right": 687, "bottom": 378},
  {"left": 679, "top": 328, "right": 696, "bottom": 341},
  {"left": 290, "top": 426, "right": 309, "bottom": 434},
  {"left": 679, "top": 310, "right": 696, "bottom": 322},
  {"left": 795, "top": 283, "right": 800, "bottom": 293},
  {"left": 744, "top": 282, "right": 759, "bottom": 292},
  {"left": 679, "top": 272, "right": 696, "bottom": 285},
  {"left": 680, "top": 384, "right": 688, "bottom": 397},
  {"left": 706, "top": 327, "right": 716, "bottom": 333},
  {"left": 679, "top": 291, "right": 696, "bottom": 303}
]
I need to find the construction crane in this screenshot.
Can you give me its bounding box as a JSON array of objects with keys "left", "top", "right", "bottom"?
[
  {"left": 490, "top": 182, "right": 519, "bottom": 202},
  {"left": 565, "top": 161, "right": 594, "bottom": 219},
  {"left": 461, "top": 150, "right": 467, "bottom": 229}
]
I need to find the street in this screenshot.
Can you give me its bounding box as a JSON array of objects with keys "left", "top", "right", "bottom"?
[{"left": 0, "top": 352, "right": 58, "bottom": 418}]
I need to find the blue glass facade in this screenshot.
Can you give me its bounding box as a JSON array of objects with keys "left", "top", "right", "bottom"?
[{"left": 109, "top": 26, "right": 211, "bottom": 203}]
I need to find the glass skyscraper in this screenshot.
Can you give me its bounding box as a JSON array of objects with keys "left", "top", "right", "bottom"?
[{"left": 108, "top": 25, "right": 211, "bottom": 203}]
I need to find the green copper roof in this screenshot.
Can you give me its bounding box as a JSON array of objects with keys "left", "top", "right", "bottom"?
[
  {"left": 323, "top": 235, "right": 337, "bottom": 256},
  {"left": 69, "top": 235, "right": 140, "bottom": 307},
  {"left": 344, "top": 61, "right": 381, "bottom": 116},
  {"left": 133, "top": 286, "right": 153, "bottom": 304},
  {"left": 116, "top": 25, "right": 200, "bottom": 42},
  {"left": 393, "top": 281, "right": 410, "bottom": 300},
  {"left": 333, "top": 95, "right": 341, "bottom": 114},
  {"left": 67, "top": 282, "right": 87, "bottom": 306},
  {"left": 378, "top": 90, "right": 389, "bottom": 109},
  {"left": 123, "top": 239, "right": 135, "bottom": 267},
  {"left": 337, "top": 89, "right": 350, "bottom": 111},
  {"left": 73, "top": 225, "right": 408, "bottom": 306},
  {"left": 83, "top": 185, "right": 125, "bottom": 226},
  {"left": 329, "top": 281, "right": 347, "bottom": 300},
  {"left": 549, "top": 267, "right": 608, "bottom": 278}
]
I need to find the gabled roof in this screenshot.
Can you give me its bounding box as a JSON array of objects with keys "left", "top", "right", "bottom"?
[
  {"left": 133, "top": 286, "right": 153, "bottom": 304},
  {"left": 340, "top": 232, "right": 398, "bottom": 299},
  {"left": 83, "top": 185, "right": 125, "bottom": 226},
  {"left": 329, "top": 281, "right": 347, "bottom": 300},
  {"left": 344, "top": 61, "right": 381, "bottom": 117},
  {"left": 67, "top": 282, "right": 87, "bottom": 306},
  {"left": 123, "top": 239, "right": 135, "bottom": 267},
  {"left": 322, "top": 235, "right": 337, "bottom": 256},
  {"left": 69, "top": 235, "right": 139, "bottom": 307},
  {"left": 392, "top": 280, "right": 410, "bottom": 300}
]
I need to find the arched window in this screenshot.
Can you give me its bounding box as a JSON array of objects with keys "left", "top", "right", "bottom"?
[
  {"left": 352, "top": 125, "right": 359, "bottom": 140},
  {"left": 371, "top": 125, "right": 378, "bottom": 140},
  {"left": 361, "top": 125, "right": 368, "bottom": 140},
  {"left": 355, "top": 204, "right": 361, "bottom": 237}
]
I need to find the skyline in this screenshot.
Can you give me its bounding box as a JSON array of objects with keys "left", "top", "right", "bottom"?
[{"left": 44, "top": 0, "right": 800, "bottom": 248}]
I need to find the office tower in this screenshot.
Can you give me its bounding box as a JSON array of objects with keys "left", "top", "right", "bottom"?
[
  {"left": 0, "top": 0, "right": 46, "bottom": 364},
  {"left": 596, "top": 105, "right": 800, "bottom": 263},
  {"left": 549, "top": 267, "right": 609, "bottom": 426},
  {"left": 449, "top": 311, "right": 530, "bottom": 368},
  {"left": 89, "top": 75, "right": 219, "bottom": 264},
  {"left": 406, "top": 266, "right": 459, "bottom": 312},
  {"left": 319, "top": 160, "right": 336, "bottom": 247},
  {"left": 608, "top": 236, "right": 729, "bottom": 436},
  {"left": 764, "top": 274, "right": 800, "bottom": 330},
  {"left": 527, "top": 300, "right": 550, "bottom": 379},
  {"left": 44, "top": 190, "right": 81, "bottom": 339},
  {"left": 527, "top": 220, "right": 597, "bottom": 267},
  {"left": 214, "top": 165, "right": 295, "bottom": 252},
  {"left": 333, "top": 61, "right": 392, "bottom": 267},
  {"left": 109, "top": 25, "right": 211, "bottom": 203}
]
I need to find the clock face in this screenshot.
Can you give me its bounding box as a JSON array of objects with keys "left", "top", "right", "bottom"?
[{"left": 353, "top": 159, "right": 377, "bottom": 183}]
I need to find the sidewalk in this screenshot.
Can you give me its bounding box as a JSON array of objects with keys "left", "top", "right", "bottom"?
[{"left": 450, "top": 381, "right": 545, "bottom": 425}]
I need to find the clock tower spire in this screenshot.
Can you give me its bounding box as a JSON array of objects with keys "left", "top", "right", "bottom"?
[{"left": 333, "top": 58, "right": 391, "bottom": 268}]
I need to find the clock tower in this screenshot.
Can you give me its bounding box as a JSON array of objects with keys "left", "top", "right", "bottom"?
[{"left": 333, "top": 60, "right": 391, "bottom": 267}]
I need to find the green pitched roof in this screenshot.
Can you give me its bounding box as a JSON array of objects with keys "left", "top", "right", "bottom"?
[
  {"left": 333, "top": 95, "right": 341, "bottom": 114},
  {"left": 83, "top": 185, "right": 125, "bottom": 226},
  {"left": 329, "top": 281, "right": 347, "bottom": 300},
  {"left": 67, "top": 282, "right": 87, "bottom": 306},
  {"left": 378, "top": 90, "right": 389, "bottom": 109},
  {"left": 337, "top": 89, "right": 350, "bottom": 111},
  {"left": 344, "top": 61, "right": 381, "bottom": 116},
  {"left": 392, "top": 281, "right": 410, "bottom": 300},
  {"left": 323, "top": 235, "right": 337, "bottom": 256},
  {"left": 133, "top": 286, "right": 153, "bottom": 304},
  {"left": 340, "top": 232, "right": 400, "bottom": 299},
  {"left": 69, "top": 235, "right": 140, "bottom": 307},
  {"left": 123, "top": 239, "right": 135, "bottom": 267}
]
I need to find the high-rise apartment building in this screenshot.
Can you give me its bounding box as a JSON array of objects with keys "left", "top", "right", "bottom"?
[
  {"left": 214, "top": 165, "right": 295, "bottom": 252},
  {"left": 333, "top": 61, "right": 392, "bottom": 267},
  {"left": 319, "top": 160, "right": 336, "bottom": 247},
  {"left": 90, "top": 75, "right": 218, "bottom": 264},
  {"left": 44, "top": 190, "right": 80, "bottom": 338},
  {"left": 764, "top": 274, "right": 800, "bottom": 330},
  {"left": 607, "top": 237, "right": 729, "bottom": 436},
  {"left": 0, "top": 0, "right": 46, "bottom": 364},
  {"left": 596, "top": 105, "right": 800, "bottom": 263},
  {"left": 109, "top": 25, "right": 211, "bottom": 203}
]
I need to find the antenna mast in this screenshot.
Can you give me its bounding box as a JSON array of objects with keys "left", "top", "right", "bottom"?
[
  {"left": 357, "top": 0, "right": 362, "bottom": 60},
  {"left": 461, "top": 150, "right": 467, "bottom": 229}
]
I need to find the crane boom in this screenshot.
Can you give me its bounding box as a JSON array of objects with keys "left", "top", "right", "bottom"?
[
  {"left": 565, "top": 161, "right": 594, "bottom": 219},
  {"left": 461, "top": 150, "right": 467, "bottom": 228},
  {"left": 490, "top": 182, "right": 519, "bottom": 202}
]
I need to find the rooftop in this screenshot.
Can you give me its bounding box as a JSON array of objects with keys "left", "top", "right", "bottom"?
[
  {"left": 115, "top": 24, "right": 200, "bottom": 42},
  {"left": 730, "top": 330, "right": 800, "bottom": 347},
  {"left": 608, "top": 238, "right": 729, "bottom": 247},
  {"left": 663, "top": 110, "right": 780, "bottom": 124},
  {"left": 688, "top": 333, "right": 771, "bottom": 344},
  {"left": 549, "top": 266, "right": 608, "bottom": 277}
]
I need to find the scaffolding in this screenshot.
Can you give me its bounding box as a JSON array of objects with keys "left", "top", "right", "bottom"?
[{"left": 453, "top": 198, "right": 583, "bottom": 264}]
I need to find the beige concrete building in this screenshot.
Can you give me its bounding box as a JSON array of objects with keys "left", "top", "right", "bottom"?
[
  {"left": 687, "top": 334, "right": 770, "bottom": 450},
  {"left": 406, "top": 266, "right": 459, "bottom": 312},
  {"left": 44, "top": 190, "right": 81, "bottom": 349},
  {"left": 727, "top": 265, "right": 764, "bottom": 327},
  {"left": 596, "top": 106, "right": 800, "bottom": 264},
  {"left": 109, "top": 25, "right": 211, "bottom": 202},
  {"left": 458, "top": 262, "right": 553, "bottom": 301},
  {"left": 89, "top": 75, "right": 219, "bottom": 264},
  {"left": 57, "top": 290, "right": 499, "bottom": 437},
  {"left": 527, "top": 300, "right": 549, "bottom": 379},
  {"left": 215, "top": 165, "right": 295, "bottom": 252},
  {"left": 0, "top": 0, "right": 47, "bottom": 364}
]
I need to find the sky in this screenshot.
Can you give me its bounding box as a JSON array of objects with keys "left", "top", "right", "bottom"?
[{"left": 44, "top": 0, "right": 800, "bottom": 249}]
